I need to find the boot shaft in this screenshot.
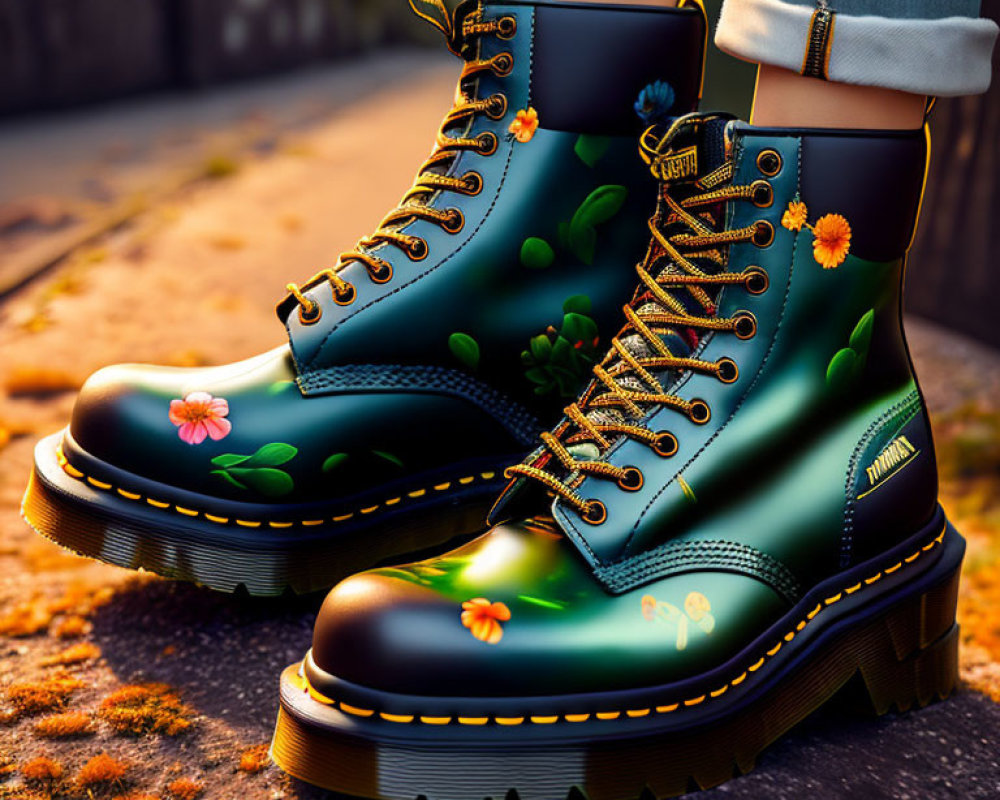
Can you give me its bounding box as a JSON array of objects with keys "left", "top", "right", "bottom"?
[
  {"left": 282, "top": 0, "right": 707, "bottom": 436},
  {"left": 497, "top": 115, "right": 939, "bottom": 589}
]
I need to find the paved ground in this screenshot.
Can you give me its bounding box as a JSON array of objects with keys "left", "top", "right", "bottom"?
[{"left": 0, "top": 52, "right": 997, "bottom": 799}]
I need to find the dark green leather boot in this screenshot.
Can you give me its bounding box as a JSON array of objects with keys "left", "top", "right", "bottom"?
[
  {"left": 22, "top": 0, "right": 708, "bottom": 595},
  {"left": 273, "top": 114, "right": 964, "bottom": 797}
]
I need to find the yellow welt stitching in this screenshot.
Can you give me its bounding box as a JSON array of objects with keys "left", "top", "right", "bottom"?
[
  {"left": 766, "top": 642, "right": 782, "bottom": 656},
  {"left": 301, "top": 520, "right": 324, "bottom": 527},
  {"left": 339, "top": 703, "right": 374, "bottom": 718},
  {"left": 748, "top": 657, "right": 765, "bottom": 672},
  {"left": 481, "top": 471, "right": 496, "bottom": 479},
  {"left": 530, "top": 715, "right": 558, "bottom": 724},
  {"left": 656, "top": 704, "right": 679, "bottom": 713},
  {"left": 884, "top": 562, "right": 902, "bottom": 574},
  {"left": 596, "top": 711, "right": 621, "bottom": 720},
  {"left": 380, "top": 712, "right": 414, "bottom": 723},
  {"left": 825, "top": 592, "right": 843, "bottom": 605},
  {"left": 564, "top": 713, "right": 591, "bottom": 722},
  {"left": 626, "top": 708, "right": 650, "bottom": 718},
  {"left": 268, "top": 522, "right": 293, "bottom": 529},
  {"left": 730, "top": 672, "right": 747, "bottom": 686},
  {"left": 796, "top": 620, "right": 807, "bottom": 632},
  {"left": 784, "top": 631, "right": 795, "bottom": 642},
  {"left": 58, "top": 453, "right": 479, "bottom": 534},
  {"left": 495, "top": 717, "right": 524, "bottom": 726},
  {"left": 684, "top": 695, "right": 706, "bottom": 707},
  {"left": 419, "top": 716, "right": 452, "bottom": 725},
  {"left": 904, "top": 552, "right": 920, "bottom": 563},
  {"left": 845, "top": 582, "right": 862, "bottom": 594},
  {"left": 864, "top": 573, "right": 881, "bottom": 585},
  {"left": 710, "top": 687, "right": 728, "bottom": 698},
  {"left": 459, "top": 716, "right": 489, "bottom": 725},
  {"left": 806, "top": 603, "right": 822, "bottom": 620}
]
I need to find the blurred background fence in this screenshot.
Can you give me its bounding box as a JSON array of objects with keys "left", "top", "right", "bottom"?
[{"left": 0, "top": 0, "right": 997, "bottom": 347}]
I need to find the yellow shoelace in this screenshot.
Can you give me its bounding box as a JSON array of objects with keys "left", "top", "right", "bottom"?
[
  {"left": 506, "top": 130, "right": 770, "bottom": 524},
  {"left": 285, "top": 2, "right": 515, "bottom": 323}
]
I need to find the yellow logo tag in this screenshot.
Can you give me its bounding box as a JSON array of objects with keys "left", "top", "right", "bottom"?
[
  {"left": 861, "top": 435, "right": 918, "bottom": 497},
  {"left": 652, "top": 145, "right": 698, "bottom": 182}
]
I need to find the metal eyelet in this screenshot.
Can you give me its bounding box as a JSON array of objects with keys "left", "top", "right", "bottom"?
[
  {"left": 492, "top": 52, "right": 514, "bottom": 76},
  {"left": 477, "top": 131, "right": 499, "bottom": 156},
  {"left": 757, "top": 149, "right": 782, "bottom": 177},
  {"left": 618, "top": 467, "right": 644, "bottom": 492},
  {"left": 497, "top": 15, "right": 517, "bottom": 39},
  {"left": 753, "top": 220, "right": 775, "bottom": 248},
  {"left": 653, "top": 431, "right": 679, "bottom": 458},
  {"left": 750, "top": 180, "right": 773, "bottom": 208},
  {"left": 716, "top": 357, "right": 739, "bottom": 384},
  {"left": 582, "top": 500, "right": 607, "bottom": 525},
  {"left": 733, "top": 311, "right": 757, "bottom": 340},
  {"left": 333, "top": 283, "right": 356, "bottom": 306},
  {"left": 485, "top": 93, "right": 508, "bottom": 120},
  {"left": 370, "top": 262, "right": 394, "bottom": 284},
  {"left": 441, "top": 208, "right": 465, "bottom": 234},
  {"left": 743, "top": 266, "right": 769, "bottom": 295},
  {"left": 688, "top": 399, "right": 711, "bottom": 425},
  {"left": 298, "top": 303, "right": 322, "bottom": 326},
  {"left": 461, "top": 171, "right": 483, "bottom": 196},
  {"left": 407, "top": 238, "right": 429, "bottom": 261}
]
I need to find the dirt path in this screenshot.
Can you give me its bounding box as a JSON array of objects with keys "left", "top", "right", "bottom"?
[{"left": 0, "top": 57, "right": 998, "bottom": 799}]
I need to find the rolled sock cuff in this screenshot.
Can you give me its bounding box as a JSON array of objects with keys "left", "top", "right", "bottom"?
[{"left": 716, "top": 0, "right": 999, "bottom": 96}]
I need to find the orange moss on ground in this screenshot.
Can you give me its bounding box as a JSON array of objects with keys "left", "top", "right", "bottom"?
[
  {"left": 33, "top": 711, "right": 94, "bottom": 738},
  {"left": 0, "top": 584, "right": 113, "bottom": 638},
  {"left": 237, "top": 744, "right": 271, "bottom": 774},
  {"left": 165, "top": 777, "right": 203, "bottom": 799},
  {"left": 5, "top": 673, "right": 84, "bottom": 718},
  {"left": 40, "top": 642, "right": 101, "bottom": 667},
  {"left": 52, "top": 615, "right": 91, "bottom": 639},
  {"left": 22, "top": 755, "right": 64, "bottom": 782},
  {"left": 76, "top": 753, "right": 128, "bottom": 790},
  {"left": 3, "top": 366, "right": 83, "bottom": 397},
  {"left": 98, "top": 684, "right": 193, "bottom": 736},
  {"left": 0, "top": 601, "right": 52, "bottom": 638}
]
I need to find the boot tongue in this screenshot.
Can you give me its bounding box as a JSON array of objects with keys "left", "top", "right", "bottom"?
[{"left": 571, "top": 115, "right": 736, "bottom": 452}]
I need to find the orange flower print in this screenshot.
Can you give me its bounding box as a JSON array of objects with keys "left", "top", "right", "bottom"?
[
  {"left": 683, "top": 591, "right": 710, "bottom": 622},
  {"left": 781, "top": 200, "right": 808, "bottom": 232},
  {"left": 641, "top": 594, "right": 658, "bottom": 621},
  {"left": 509, "top": 107, "right": 539, "bottom": 143},
  {"left": 812, "top": 213, "right": 852, "bottom": 269},
  {"left": 169, "top": 392, "right": 231, "bottom": 445},
  {"left": 461, "top": 598, "right": 511, "bottom": 644}
]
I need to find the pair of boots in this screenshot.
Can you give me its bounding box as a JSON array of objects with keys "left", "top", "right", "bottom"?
[{"left": 23, "top": 0, "right": 963, "bottom": 796}]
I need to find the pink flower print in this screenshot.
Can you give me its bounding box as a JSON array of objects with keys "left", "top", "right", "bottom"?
[{"left": 169, "top": 392, "right": 232, "bottom": 445}]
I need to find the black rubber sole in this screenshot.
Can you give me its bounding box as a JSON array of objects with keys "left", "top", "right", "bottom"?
[
  {"left": 271, "top": 519, "right": 964, "bottom": 799},
  {"left": 23, "top": 431, "right": 505, "bottom": 596}
]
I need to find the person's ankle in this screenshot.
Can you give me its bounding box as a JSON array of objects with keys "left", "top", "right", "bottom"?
[{"left": 750, "top": 65, "right": 927, "bottom": 131}]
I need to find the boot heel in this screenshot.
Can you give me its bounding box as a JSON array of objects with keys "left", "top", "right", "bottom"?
[{"left": 853, "top": 563, "right": 961, "bottom": 716}]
